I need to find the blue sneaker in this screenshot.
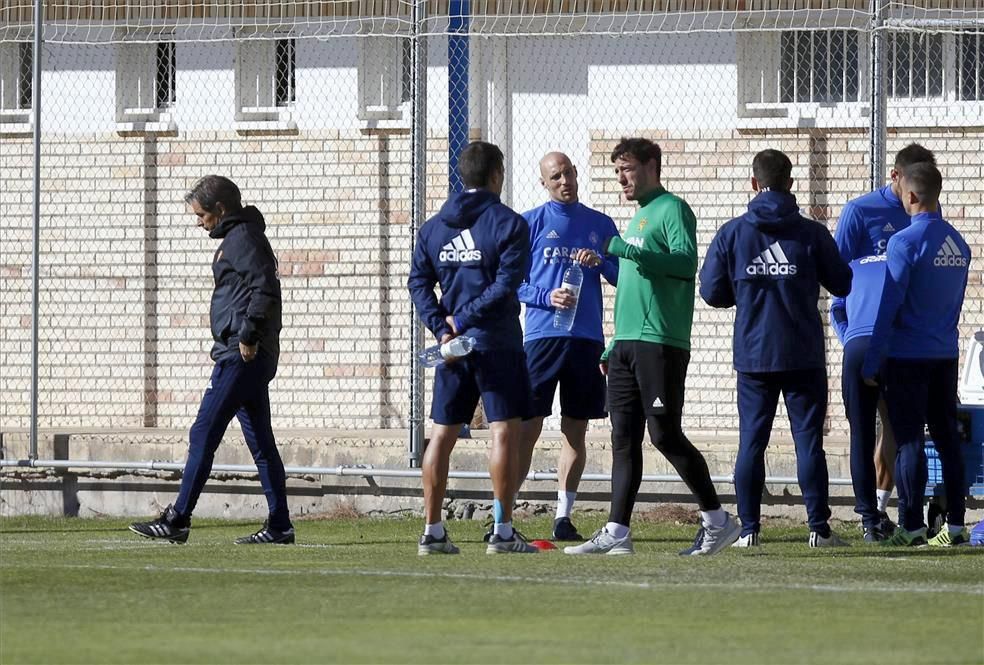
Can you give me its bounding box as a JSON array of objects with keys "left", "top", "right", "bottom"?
[{"left": 971, "top": 521, "right": 984, "bottom": 547}]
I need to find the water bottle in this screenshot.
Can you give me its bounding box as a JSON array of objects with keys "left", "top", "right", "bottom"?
[
  {"left": 553, "top": 262, "right": 582, "bottom": 331},
  {"left": 419, "top": 336, "right": 476, "bottom": 368}
]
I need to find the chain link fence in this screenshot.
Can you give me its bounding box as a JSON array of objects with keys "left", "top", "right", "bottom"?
[{"left": 1, "top": 1, "right": 982, "bottom": 446}]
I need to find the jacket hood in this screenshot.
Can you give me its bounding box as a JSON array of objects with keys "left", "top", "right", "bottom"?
[
  {"left": 210, "top": 205, "right": 266, "bottom": 239},
  {"left": 743, "top": 191, "right": 802, "bottom": 231},
  {"left": 438, "top": 189, "right": 500, "bottom": 229}
]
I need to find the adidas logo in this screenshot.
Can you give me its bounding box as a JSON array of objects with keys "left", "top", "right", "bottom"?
[
  {"left": 745, "top": 242, "right": 798, "bottom": 276},
  {"left": 439, "top": 229, "right": 482, "bottom": 262},
  {"left": 652, "top": 397, "right": 664, "bottom": 408},
  {"left": 546, "top": 229, "right": 560, "bottom": 239},
  {"left": 859, "top": 255, "right": 888, "bottom": 265},
  {"left": 882, "top": 222, "right": 895, "bottom": 233},
  {"left": 934, "top": 235, "right": 968, "bottom": 268}
]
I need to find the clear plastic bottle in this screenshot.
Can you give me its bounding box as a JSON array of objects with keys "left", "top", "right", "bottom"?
[
  {"left": 419, "top": 336, "right": 476, "bottom": 368},
  {"left": 553, "top": 263, "right": 583, "bottom": 331}
]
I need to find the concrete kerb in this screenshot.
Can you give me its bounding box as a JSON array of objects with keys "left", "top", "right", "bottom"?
[{"left": 2, "top": 428, "right": 979, "bottom": 523}]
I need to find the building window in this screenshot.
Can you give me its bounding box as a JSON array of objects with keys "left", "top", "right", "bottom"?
[
  {"left": 889, "top": 32, "right": 943, "bottom": 99},
  {"left": 779, "top": 31, "right": 861, "bottom": 104},
  {"left": 155, "top": 42, "right": 176, "bottom": 110},
  {"left": 358, "top": 37, "right": 410, "bottom": 123},
  {"left": 235, "top": 37, "right": 296, "bottom": 126},
  {"left": 400, "top": 38, "right": 412, "bottom": 105},
  {"left": 958, "top": 31, "right": 983, "bottom": 101},
  {"left": 116, "top": 39, "right": 177, "bottom": 130},
  {"left": 17, "top": 42, "right": 32, "bottom": 110},
  {"left": 274, "top": 39, "right": 295, "bottom": 107},
  {"left": 0, "top": 41, "right": 33, "bottom": 127},
  {"left": 739, "top": 29, "right": 981, "bottom": 125}
]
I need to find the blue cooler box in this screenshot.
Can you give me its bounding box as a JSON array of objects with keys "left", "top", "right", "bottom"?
[{"left": 925, "top": 405, "right": 984, "bottom": 497}]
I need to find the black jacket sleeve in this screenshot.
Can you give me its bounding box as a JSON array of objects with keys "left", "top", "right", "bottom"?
[{"left": 230, "top": 228, "right": 281, "bottom": 345}]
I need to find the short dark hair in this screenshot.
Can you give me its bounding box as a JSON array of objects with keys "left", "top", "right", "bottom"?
[
  {"left": 752, "top": 149, "right": 793, "bottom": 192},
  {"left": 894, "top": 143, "right": 936, "bottom": 170},
  {"left": 610, "top": 138, "right": 662, "bottom": 178},
  {"left": 458, "top": 141, "right": 505, "bottom": 189},
  {"left": 901, "top": 161, "right": 943, "bottom": 205},
  {"left": 185, "top": 175, "right": 243, "bottom": 214}
]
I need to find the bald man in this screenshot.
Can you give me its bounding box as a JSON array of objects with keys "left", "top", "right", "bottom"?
[{"left": 515, "top": 152, "right": 620, "bottom": 541}]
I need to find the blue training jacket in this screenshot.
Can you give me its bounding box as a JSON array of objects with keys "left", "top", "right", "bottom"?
[
  {"left": 862, "top": 211, "right": 971, "bottom": 379},
  {"left": 408, "top": 189, "right": 530, "bottom": 352},
  {"left": 830, "top": 255, "right": 888, "bottom": 346},
  {"left": 836, "top": 185, "right": 911, "bottom": 260},
  {"left": 699, "top": 190, "right": 853, "bottom": 373},
  {"left": 519, "top": 200, "right": 619, "bottom": 344}
]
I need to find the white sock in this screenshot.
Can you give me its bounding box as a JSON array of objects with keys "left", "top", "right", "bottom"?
[
  {"left": 949, "top": 524, "right": 965, "bottom": 535},
  {"left": 700, "top": 509, "right": 727, "bottom": 529},
  {"left": 556, "top": 491, "right": 576, "bottom": 520},
  {"left": 605, "top": 522, "right": 630, "bottom": 539},
  {"left": 493, "top": 521, "right": 514, "bottom": 540},
  {"left": 424, "top": 521, "right": 445, "bottom": 540},
  {"left": 876, "top": 489, "right": 891, "bottom": 513}
]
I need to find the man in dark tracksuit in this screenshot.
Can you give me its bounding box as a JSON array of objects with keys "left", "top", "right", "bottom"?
[
  {"left": 862, "top": 162, "right": 972, "bottom": 548},
  {"left": 130, "top": 175, "right": 292, "bottom": 545},
  {"left": 408, "top": 141, "right": 537, "bottom": 555},
  {"left": 700, "top": 150, "right": 853, "bottom": 548},
  {"left": 830, "top": 254, "right": 893, "bottom": 541}
]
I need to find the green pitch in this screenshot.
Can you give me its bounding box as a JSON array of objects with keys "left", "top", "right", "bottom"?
[{"left": 1, "top": 515, "right": 982, "bottom": 664}]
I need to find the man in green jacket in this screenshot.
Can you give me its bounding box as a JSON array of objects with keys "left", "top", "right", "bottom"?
[{"left": 565, "top": 138, "right": 740, "bottom": 556}]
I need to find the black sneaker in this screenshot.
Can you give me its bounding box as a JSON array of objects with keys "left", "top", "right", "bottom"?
[
  {"left": 418, "top": 532, "right": 460, "bottom": 555},
  {"left": 863, "top": 525, "right": 888, "bottom": 543},
  {"left": 552, "top": 517, "right": 583, "bottom": 541},
  {"left": 482, "top": 516, "right": 494, "bottom": 543},
  {"left": 129, "top": 505, "right": 190, "bottom": 543},
  {"left": 234, "top": 520, "right": 295, "bottom": 545},
  {"left": 926, "top": 501, "right": 946, "bottom": 539},
  {"left": 877, "top": 511, "right": 896, "bottom": 535}
]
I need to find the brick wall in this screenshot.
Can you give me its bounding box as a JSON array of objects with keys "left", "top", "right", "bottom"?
[
  {"left": 0, "top": 130, "right": 417, "bottom": 430},
  {"left": 1, "top": 127, "right": 981, "bottom": 436}
]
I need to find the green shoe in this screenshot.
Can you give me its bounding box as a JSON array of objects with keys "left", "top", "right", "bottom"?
[
  {"left": 928, "top": 526, "right": 970, "bottom": 547},
  {"left": 880, "top": 527, "right": 928, "bottom": 547}
]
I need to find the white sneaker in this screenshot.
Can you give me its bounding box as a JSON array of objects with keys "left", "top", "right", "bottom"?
[
  {"left": 686, "top": 513, "right": 741, "bottom": 556},
  {"left": 486, "top": 531, "right": 538, "bottom": 554},
  {"left": 809, "top": 531, "right": 850, "bottom": 548},
  {"left": 732, "top": 532, "right": 760, "bottom": 548},
  {"left": 564, "top": 527, "right": 633, "bottom": 555},
  {"left": 418, "top": 532, "right": 460, "bottom": 555}
]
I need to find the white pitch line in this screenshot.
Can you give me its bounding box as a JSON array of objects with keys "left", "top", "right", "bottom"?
[{"left": 6, "top": 562, "right": 982, "bottom": 597}]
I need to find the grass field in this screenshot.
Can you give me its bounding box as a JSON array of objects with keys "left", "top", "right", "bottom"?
[{"left": 1, "top": 514, "right": 982, "bottom": 664}]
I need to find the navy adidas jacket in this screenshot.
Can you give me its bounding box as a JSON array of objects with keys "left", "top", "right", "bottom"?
[
  {"left": 208, "top": 206, "right": 283, "bottom": 363},
  {"left": 861, "top": 211, "right": 971, "bottom": 380},
  {"left": 699, "top": 190, "right": 853, "bottom": 373},
  {"left": 408, "top": 189, "right": 530, "bottom": 351}
]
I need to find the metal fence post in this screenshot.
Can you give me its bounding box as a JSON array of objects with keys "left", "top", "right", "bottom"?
[
  {"left": 28, "top": 0, "right": 43, "bottom": 460},
  {"left": 408, "top": 0, "right": 428, "bottom": 468},
  {"left": 869, "top": 0, "right": 888, "bottom": 191}
]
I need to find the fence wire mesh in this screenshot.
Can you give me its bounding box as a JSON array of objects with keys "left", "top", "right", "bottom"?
[{"left": 0, "top": 1, "right": 982, "bottom": 442}]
